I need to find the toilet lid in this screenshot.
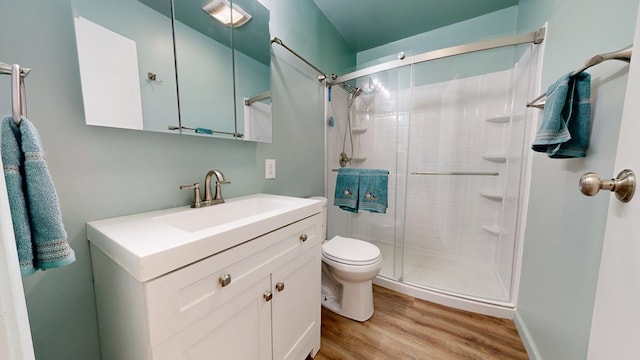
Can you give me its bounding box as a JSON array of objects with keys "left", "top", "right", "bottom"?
[{"left": 322, "top": 236, "right": 381, "bottom": 265}]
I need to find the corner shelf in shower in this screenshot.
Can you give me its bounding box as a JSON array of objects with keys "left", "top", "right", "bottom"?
[
  {"left": 480, "top": 191, "right": 504, "bottom": 201},
  {"left": 485, "top": 115, "right": 511, "bottom": 123},
  {"left": 482, "top": 153, "right": 507, "bottom": 163},
  {"left": 351, "top": 127, "right": 367, "bottom": 134},
  {"left": 481, "top": 225, "right": 504, "bottom": 236}
]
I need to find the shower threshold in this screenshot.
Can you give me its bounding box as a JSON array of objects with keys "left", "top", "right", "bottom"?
[{"left": 372, "top": 241, "right": 515, "bottom": 318}]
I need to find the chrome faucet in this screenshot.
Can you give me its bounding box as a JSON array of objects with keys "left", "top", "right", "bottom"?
[
  {"left": 180, "top": 170, "right": 230, "bottom": 208},
  {"left": 204, "top": 170, "right": 230, "bottom": 205}
]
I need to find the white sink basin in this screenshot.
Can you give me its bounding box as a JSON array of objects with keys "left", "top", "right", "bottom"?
[
  {"left": 87, "top": 194, "right": 321, "bottom": 282},
  {"left": 154, "top": 195, "right": 299, "bottom": 233}
]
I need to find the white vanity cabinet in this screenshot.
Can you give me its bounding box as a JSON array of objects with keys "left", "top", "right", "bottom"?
[{"left": 87, "top": 195, "right": 322, "bottom": 360}]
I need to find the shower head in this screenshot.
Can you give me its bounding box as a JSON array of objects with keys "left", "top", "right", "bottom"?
[{"left": 347, "top": 87, "right": 362, "bottom": 107}]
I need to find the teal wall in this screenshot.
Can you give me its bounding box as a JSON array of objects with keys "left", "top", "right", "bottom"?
[
  {"left": 0, "top": 0, "right": 354, "bottom": 358},
  {"left": 515, "top": 0, "right": 638, "bottom": 359},
  {"left": 352, "top": 7, "right": 520, "bottom": 93},
  {"left": 356, "top": 6, "right": 518, "bottom": 69}
]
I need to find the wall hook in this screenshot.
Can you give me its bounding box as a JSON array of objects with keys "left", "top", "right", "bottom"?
[{"left": 147, "top": 72, "right": 163, "bottom": 84}]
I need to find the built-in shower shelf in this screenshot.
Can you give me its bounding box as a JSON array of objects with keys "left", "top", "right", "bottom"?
[
  {"left": 485, "top": 115, "right": 510, "bottom": 123},
  {"left": 481, "top": 225, "right": 504, "bottom": 236},
  {"left": 482, "top": 154, "right": 507, "bottom": 163},
  {"left": 480, "top": 191, "right": 504, "bottom": 201},
  {"left": 351, "top": 157, "right": 367, "bottom": 162},
  {"left": 352, "top": 127, "right": 368, "bottom": 134}
]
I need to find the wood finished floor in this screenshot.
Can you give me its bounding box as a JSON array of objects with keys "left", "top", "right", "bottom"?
[{"left": 312, "top": 285, "right": 528, "bottom": 360}]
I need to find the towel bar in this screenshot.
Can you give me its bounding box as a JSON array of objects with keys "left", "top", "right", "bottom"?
[
  {"left": 527, "top": 44, "right": 633, "bottom": 109},
  {"left": 411, "top": 171, "right": 499, "bottom": 176}
]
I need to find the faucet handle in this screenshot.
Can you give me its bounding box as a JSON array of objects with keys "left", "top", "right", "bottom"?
[
  {"left": 180, "top": 183, "right": 203, "bottom": 208},
  {"left": 218, "top": 180, "right": 231, "bottom": 185}
]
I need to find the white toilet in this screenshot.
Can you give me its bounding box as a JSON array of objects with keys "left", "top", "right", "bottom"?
[{"left": 311, "top": 197, "right": 383, "bottom": 322}]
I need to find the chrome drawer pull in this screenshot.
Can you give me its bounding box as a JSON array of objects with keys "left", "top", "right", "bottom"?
[{"left": 219, "top": 274, "right": 231, "bottom": 287}]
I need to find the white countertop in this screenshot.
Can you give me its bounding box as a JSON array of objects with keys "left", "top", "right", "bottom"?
[{"left": 87, "top": 193, "right": 321, "bottom": 282}]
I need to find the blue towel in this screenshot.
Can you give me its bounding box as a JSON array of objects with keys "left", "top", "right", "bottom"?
[
  {"left": 1, "top": 116, "right": 75, "bottom": 275},
  {"left": 358, "top": 169, "right": 389, "bottom": 213},
  {"left": 531, "top": 72, "right": 591, "bottom": 158},
  {"left": 334, "top": 168, "right": 360, "bottom": 213}
]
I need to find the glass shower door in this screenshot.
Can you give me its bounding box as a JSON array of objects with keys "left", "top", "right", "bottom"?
[
  {"left": 402, "top": 53, "right": 521, "bottom": 303},
  {"left": 326, "top": 66, "right": 412, "bottom": 282}
]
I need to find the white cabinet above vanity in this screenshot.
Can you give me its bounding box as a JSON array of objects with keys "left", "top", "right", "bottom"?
[{"left": 87, "top": 194, "right": 322, "bottom": 360}]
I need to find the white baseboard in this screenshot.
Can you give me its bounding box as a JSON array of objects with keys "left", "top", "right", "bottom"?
[{"left": 514, "top": 310, "right": 542, "bottom": 360}]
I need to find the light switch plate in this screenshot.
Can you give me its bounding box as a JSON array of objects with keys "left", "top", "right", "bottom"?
[{"left": 265, "top": 159, "right": 276, "bottom": 179}]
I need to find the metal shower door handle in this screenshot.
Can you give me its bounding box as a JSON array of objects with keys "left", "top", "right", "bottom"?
[{"left": 579, "top": 169, "right": 636, "bottom": 202}]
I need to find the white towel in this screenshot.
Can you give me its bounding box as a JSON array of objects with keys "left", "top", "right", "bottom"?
[{"left": 243, "top": 99, "right": 272, "bottom": 143}]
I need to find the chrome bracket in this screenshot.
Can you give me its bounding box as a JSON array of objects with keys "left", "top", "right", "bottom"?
[{"left": 534, "top": 27, "right": 546, "bottom": 44}]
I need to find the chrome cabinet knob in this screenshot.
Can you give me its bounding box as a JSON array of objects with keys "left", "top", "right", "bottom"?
[
  {"left": 579, "top": 169, "right": 635, "bottom": 202},
  {"left": 263, "top": 291, "right": 273, "bottom": 302},
  {"left": 219, "top": 274, "right": 232, "bottom": 287},
  {"left": 275, "top": 282, "right": 285, "bottom": 292},
  {"left": 299, "top": 234, "right": 308, "bottom": 242}
]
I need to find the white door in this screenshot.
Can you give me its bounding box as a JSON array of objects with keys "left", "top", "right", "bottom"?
[
  {"left": 587, "top": 6, "right": 640, "bottom": 359},
  {"left": 0, "top": 162, "right": 35, "bottom": 359}
]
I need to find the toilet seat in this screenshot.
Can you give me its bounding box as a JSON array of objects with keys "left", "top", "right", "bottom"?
[{"left": 322, "top": 236, "right": 381, "bottom": 266}]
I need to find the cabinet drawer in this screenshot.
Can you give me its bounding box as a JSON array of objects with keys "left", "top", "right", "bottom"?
[{"left": 145, "top": 214, "right": 321, "bottom": 347}]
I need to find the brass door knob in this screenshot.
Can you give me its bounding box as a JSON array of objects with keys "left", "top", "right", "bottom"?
[
  {"left": 299, "top": 234, "right": 308, "bottom": 242},
  {"left": 263, "top": 291, "right": 273, "bottom": 302},
  {"left": 579, "top": 169, "right": 635, "bottom": 202},
  {"left": 275, "top": 282, "right": 285, "bottom": 292}
]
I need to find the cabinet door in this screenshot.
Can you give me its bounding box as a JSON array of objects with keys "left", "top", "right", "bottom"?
[
  {"left": 272, "top": 246, "right": 322, "bottom": 360},
  {"left": 152, "top": 275, "right": 272, "bottom": 360}
]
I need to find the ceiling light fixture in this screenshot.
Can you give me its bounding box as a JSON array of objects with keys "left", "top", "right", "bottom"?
[{"left": 202, "top": 0, "right": 252, "bottom": 28}]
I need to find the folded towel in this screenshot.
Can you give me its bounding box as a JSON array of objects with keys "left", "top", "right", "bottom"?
[
  {"left": 1, "top": 116, "right": 75, "bottom": 275},
  {"left": 334, "top": 168, "right": 360, "bottom": 213},
  {"left": 358, "top": 169, "right": 389, "bottom": 213},
  {"left": 531, "top": 72, "right": 591, "bottom": 158}
]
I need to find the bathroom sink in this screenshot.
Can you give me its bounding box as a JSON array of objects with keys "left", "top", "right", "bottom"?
[
  {"left": 87, "top": 193, "right": 321, "bottom": 282},
  {"left": 154, "top": 195, "right": 297, "bottom": 233}
]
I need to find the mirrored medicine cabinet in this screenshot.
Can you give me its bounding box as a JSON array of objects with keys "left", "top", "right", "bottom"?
[{"left": 71, "top": 0, "right": 272, "bottom": 142}]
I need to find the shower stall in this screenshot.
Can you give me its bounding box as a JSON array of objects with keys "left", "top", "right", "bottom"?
[{"left": 325, "top": 32, "right": 543, "bottom": 317}]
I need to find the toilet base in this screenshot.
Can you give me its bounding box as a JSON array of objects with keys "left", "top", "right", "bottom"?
[{"left": 321, "top": 279, "right": 374, "bottom": 322}]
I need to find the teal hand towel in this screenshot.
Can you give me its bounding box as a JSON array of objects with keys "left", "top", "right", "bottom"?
[
  {"left": 1, "top": 116, "right": 35, "bottom": 276},
  {"left": 531, "top": 72, "right": 591, "bottom": 158},
  {"left": 1, "top": 116, "right": 75, "bottom": 274},
  {"left": 334, "top": 168, "right": 360, "bottom": 213},
  {"left": 358, "top": 169, "right": 389, "bottom": 213}
]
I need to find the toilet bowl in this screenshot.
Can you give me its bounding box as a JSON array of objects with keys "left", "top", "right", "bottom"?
[{"left": 310, "top": 196, "right": 383, "bottom": 322}]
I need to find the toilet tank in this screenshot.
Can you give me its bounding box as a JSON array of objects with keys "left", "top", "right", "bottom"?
[{"left": 309, "top": 196, "right": 327, "bottom": 240}]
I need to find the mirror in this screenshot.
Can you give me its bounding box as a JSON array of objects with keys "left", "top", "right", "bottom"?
[
  {"left": 71, "top": 0, "right": 271, "bottom": 142},
  {"left": 231, "top": 0, "right": 272, "bottom": 142}
]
